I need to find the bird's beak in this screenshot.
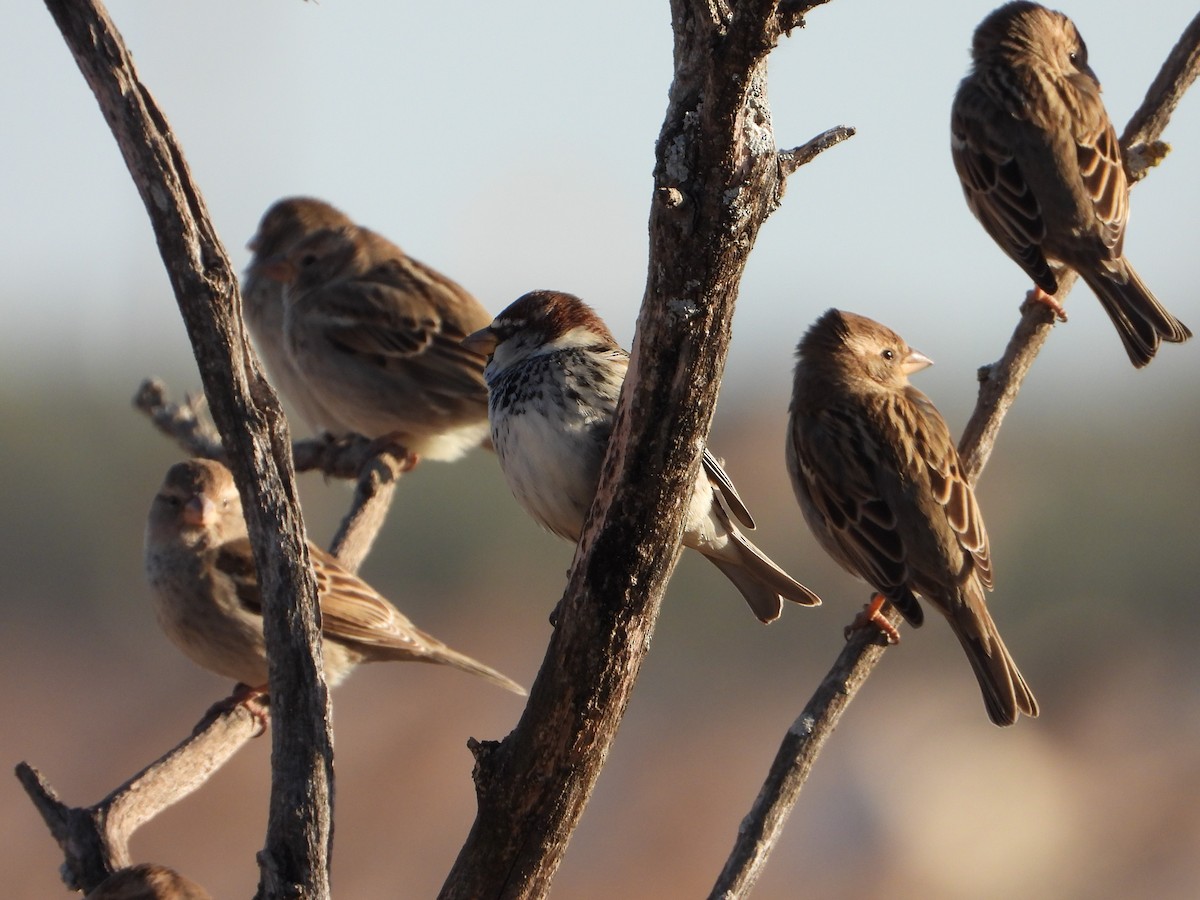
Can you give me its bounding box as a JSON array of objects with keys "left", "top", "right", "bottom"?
[
  {"left": 462, "top": 326, "right": 498, "bottom": 356},
  {"left": 182, "top": 495, "right": 217, "bottom": 528},
  {"left": 901, "top": 349, "right": 933, "bottom": 375},
  {"left": 246, "top": 234, "right": 261, "bottom": 253}
]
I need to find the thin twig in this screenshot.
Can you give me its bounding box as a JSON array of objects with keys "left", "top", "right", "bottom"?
[
  {"left": 778, "top": 125, "right": 856, "bottom": 177},
  {"left": 710, "top": 13, "right": 1200, "bottom": 897},
  {"left": 327, "top": 450, "right": 410, "bottom": 572},
  {"left": 1120, "top": 11, "right": 1200, "bottom": 176},
  {"left": 16, "top": 695, "right": 267, "bottom": 894}
]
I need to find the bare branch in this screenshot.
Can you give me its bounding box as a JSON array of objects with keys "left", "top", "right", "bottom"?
[
  {"left": 709, "top": 611, "right": 899, "bottom": 899},
  {"left": 326, "top": 450, "right": 411, "bottom": 572},
  {"left": 1121, "top": 11, "right": 1200, "bottom": 178},
  {"left": 42, "top": 1, "right": 333, "bottom": 896},
  {"left": 16, "top": 695, "right": 267, "bottom": 894},
  {"left": 957, "top": 282, "right": 1072, "bottom": 481},
  {"left": 133, "top": 378, "right": 225, "bottom": 460},
  {"left": 439, "top": 2, "right": 808, "bottom": 895},
  {"left": 778, "top": 0, "right": 833, "bottom": 36},
  {"left": 777, "top": 125, "right": 857, "bottom": 178},
  {"left": 710, "top": 14, "right": 1198, "bottom": 894}
]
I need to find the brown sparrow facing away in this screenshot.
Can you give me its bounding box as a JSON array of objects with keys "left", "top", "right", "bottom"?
[
  {"left": 951, "top": 1, "right": 1190, "bottom": 367},
  {"left": 787, "top": 309, "right": 1038, "bottom": 725},
  {"left": 84, "top": 863, "right": 213, "bottom": 900},
  {"left": 251, "top": 204, "right": 493, "bottom": 462},
  {"left": 144, "top": 458, "right": 525, "bottom": 697},
  {"left": 244, "top": 197, "right": 356, "bottom": 433},
  {"left": 462, "top": 289, "right": 821, "bottom": 623}
]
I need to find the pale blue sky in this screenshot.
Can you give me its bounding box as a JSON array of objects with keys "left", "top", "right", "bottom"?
[{"left": 4, "top": 1, "right": 1198, "bottom": 417}]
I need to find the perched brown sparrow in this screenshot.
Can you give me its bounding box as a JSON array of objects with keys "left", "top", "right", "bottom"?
[
  {"left": 462, "top": 290, "right": 821, "bottom": 623},
  {"left": 244, "top": 197, "right": 356, "bottom": 432},
  {"left": 951, "top": 1, "right": 1190, "bottom": 367},
  {"left": 84, "top": 864, "right": 212, "bottom": 900},
  {"left": 249, "top": 204, "right": 493, "bottom": 461},
  {"left": 144, "top": 459, "right": 525, "bottom": 696},
  {"left": 786, "top": 309, "right": 1037, "bottom": 726}
]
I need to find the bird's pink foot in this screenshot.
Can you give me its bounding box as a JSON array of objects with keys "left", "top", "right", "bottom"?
[
  {"left": 1025, "top": 286, "right": 1068, "bottom": 323},
  {"left": 844, "top": 592, "right": 901, "bottom": 645},
  {"left": 195, "top": 683, "right": 270, "bottom": 737}
]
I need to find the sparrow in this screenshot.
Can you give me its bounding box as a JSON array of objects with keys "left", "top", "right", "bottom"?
[
  {"left": 462, "top": 289, "right": 821, "bottom": 623},
  {"left": 249, "top": 203, "right": 493, "bottom": 461},
  {"left": 786, "top": 309, "right": 1038, "bottom": 726},
  {"left": 243, "top": 197, "right": 355, "bottom": 433},
  {"left": 144, "top": 458, "right": 525, "bottom": 696},
  {"left": 951, "top": 1, "right": 1191, "bottom": 367},
  {"left": 84, "top": 864, "right": 213, "bottom": 900}
]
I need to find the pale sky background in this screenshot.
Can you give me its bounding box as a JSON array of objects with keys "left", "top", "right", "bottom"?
[{"left": 2, "top": 0, "right": 1198, "bottom": 420}]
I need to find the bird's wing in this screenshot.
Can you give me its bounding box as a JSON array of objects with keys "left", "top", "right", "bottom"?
[{"left": 951, "top": 87, "right": 1057, "bottom": 293}]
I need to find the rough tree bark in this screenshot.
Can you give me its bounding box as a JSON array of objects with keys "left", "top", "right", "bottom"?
[
  {"left": 40, "top": 1, "right": 335, "bottom": 897},
  {"left": 438, "top": 3, "right": 849, "bottom": 897}
]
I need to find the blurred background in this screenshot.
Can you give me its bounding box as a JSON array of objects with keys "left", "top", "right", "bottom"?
[{"left": 3, "top": 1, "right": 1198, "bottom": 897}]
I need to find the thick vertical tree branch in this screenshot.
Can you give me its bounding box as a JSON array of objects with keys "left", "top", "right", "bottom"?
[
  {"left": 711, "top": 17, "right": 1200, "bottom": 896},
  {"left": 440, "top": 3, "right": 845, "bottom": 897},
  {"left": 42, "top": 1, "right": 334, "bottom": 897}
]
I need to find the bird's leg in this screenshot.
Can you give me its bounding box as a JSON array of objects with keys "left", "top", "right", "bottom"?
[
  {"left": 194, "top": 684, "right": 270, "bottom": 737},
  {"left": 1025, "top": 286, "right": 1069, "bottom": 322},
  {"left": 844, "top": 592, "right": 901, "bottom": 645},
  {"left": 365, "top": 432, "right": 419, "bottom": 471}
]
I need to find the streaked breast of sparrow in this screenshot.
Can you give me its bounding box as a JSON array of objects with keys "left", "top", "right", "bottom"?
[
  {"left": 144, "top": 458, "right": 525, "bottom": 696},
  {"left": 462, "top": 289, "right": 821, "bottom": 623},
  {"left": 252, "top": 209, "right": 493, "bottom": 462},
  {"left": 951, "top": 1, "right": 1190, "bottom": 367},
  {"left": 787, "top": 309, "right": 1037, "bottom": 725},
  {"left": 244, "top": 197, "right": 355, "bottom": 433}
]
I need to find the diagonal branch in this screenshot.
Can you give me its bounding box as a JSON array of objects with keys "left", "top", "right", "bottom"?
[
  {"left": 711, "top": 15, "right": 1200, "bottom": 897},
  {"left": 41, "top": 1, "right": 334, "bottom": 897},
  {"left": 16, "top": 695, "right": 267, "bottom": 895},
  {"left": 1121, "top": 11, "right": 1200, "bottom": 168}
]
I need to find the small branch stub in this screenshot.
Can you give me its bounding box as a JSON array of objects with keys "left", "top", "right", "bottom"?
[{"left": 777, "top": 125, "right": 856, "bottom": 178}]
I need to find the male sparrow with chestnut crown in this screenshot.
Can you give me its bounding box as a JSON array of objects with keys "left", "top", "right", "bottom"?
[
  {"left": 145, "top": 458, "right": 525, "bottom": 696},
  {"left": 787, "top": 309, "right": 1038, "bottom": 725},
  {"left": 463, "top": 289, "right": 821, "bottom": 623},
  {"left": 244, "top": 197, "right": 356, "bottom": 433},
  {"left": 951, "top": 1, "right": 1190, "bottom": 367},
  {"left": 255, "top": 215, "right": 493, "bottom": 461}
]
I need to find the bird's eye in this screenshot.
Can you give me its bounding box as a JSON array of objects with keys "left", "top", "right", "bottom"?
[
  {"left": 881, "top": 348, "right": 896, "bottom": 361},
  {"left": 300, "top": 252, "right": 319, "bottom": 268}
]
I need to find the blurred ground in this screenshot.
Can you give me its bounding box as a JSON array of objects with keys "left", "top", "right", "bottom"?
[{"left": 2, "top": 371, "right": 1197, "bottom": 898}]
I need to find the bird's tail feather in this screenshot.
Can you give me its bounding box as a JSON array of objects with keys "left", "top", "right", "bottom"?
[
  {"left": 1082, "top": 262, "right": 1191, "bottom": 368},
  {"left": 949, "top": 593, "right": 1038, "bottom": 726}
]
